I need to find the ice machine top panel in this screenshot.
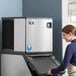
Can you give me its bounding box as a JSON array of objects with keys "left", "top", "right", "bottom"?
[{"left": 26, "top": 17, "right": 53, "bottom": 53}]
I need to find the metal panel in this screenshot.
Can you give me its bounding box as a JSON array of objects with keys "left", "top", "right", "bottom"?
[
  {"left": 14, "top": 19, "right": 25, "bottom": 52},
  {"left": 1, "top": 54, "right": 32, "bottom": 76},
  {"left": 26, "top": 17, "right": 53, "bottom": 52}
]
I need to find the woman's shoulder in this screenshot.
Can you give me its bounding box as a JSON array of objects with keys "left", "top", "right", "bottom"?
[{"left": 67, "top": 41, "right": 76, "bottom": 50}]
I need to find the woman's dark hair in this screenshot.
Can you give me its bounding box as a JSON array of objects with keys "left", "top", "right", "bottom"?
[{"left": 62, "top": 24, "right": 76, "bottom": 36}]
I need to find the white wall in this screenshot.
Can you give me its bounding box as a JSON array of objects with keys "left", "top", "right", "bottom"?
[
  {"left": 62, "top": 0, "right": 69, "bottom": 76},
  {"left": 62, "top": 0, "right": 69, "bottom": 58}
]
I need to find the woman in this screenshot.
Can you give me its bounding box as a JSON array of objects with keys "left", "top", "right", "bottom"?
[{"left": 48, "top": 25, "right": 76, "bottom": 76}]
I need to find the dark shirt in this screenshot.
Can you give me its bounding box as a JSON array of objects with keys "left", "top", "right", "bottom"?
[{"left": 51, "top": 39, "right": 76, "bottom": 74}]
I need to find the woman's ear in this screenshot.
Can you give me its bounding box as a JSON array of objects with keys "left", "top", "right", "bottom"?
[{"left": 69, "top": 32, "right": 72, "bottom": 36}]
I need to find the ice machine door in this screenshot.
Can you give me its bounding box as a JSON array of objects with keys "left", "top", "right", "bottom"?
[{"left": 26, "top": 17, "right": 53, "bottom": 53}]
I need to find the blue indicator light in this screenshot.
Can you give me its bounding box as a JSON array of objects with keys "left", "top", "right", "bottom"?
[{"left": 27, "top": 44, "right": 32, "bottom": 51}]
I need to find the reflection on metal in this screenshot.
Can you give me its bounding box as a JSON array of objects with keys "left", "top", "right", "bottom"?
[{"left": 1, "top": 54, "right": 32, "bottom": 76}]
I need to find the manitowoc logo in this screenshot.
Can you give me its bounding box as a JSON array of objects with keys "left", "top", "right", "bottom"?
[
  {"left": 29, "top": 21, "right": 34, "bottom": 25},
  {"left": 27, "top": 44, "right": 32, "bottom": 51}
]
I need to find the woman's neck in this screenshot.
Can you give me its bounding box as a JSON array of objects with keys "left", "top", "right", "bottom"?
[{"left": 71, "top": 36, "right": 76, "bottom": 41}]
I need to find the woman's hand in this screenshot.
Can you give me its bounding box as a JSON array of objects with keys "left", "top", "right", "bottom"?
[{"left": 47, "top": 69, "right": 53, "bottom": 76}]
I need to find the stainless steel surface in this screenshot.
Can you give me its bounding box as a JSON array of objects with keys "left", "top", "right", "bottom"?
[
  {"left": 1, "top": 54, "right": 32, "bottom": 76},
  {"left": 14, "top": 19, "right": 25, "bottom": 51},
  {"left": 26, "top": 18, "right": 53, "bottom": 52}
]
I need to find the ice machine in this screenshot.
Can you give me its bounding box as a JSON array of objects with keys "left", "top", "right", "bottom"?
[
  {"left": 2, "top": 17, "right": 64, "bottom": 76},
  {"left": 24, "top": 17, "right": 61, "bottom": 76}
]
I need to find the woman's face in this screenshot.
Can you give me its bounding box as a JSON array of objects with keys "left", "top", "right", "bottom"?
[{"left": 62, "top": 32, "right": 72, "bottom": 42}]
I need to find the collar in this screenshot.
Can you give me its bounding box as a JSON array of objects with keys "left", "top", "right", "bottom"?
[{"left": 71, "top": 39, "right": 76, "bottom": 42}]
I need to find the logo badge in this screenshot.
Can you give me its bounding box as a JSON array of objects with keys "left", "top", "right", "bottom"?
[
  {"left": 27, "top": 44, "right": 32, "bottom": 51},
  {"left": 29, "top": 21, "right": 34, "bottom": 25}
]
